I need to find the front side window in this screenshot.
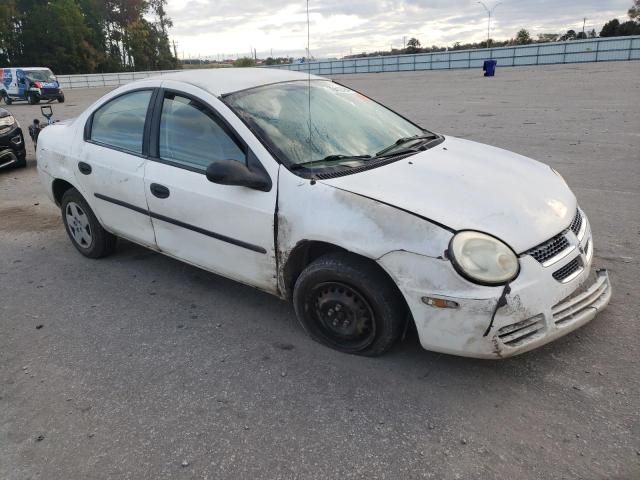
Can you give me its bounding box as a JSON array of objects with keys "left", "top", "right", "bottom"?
[
  {"left": 90, "top": 90, "right": 152, "bottom": 154},
  {"left": 159, "top": 92, "right": 245, "bottom": 171},
  {"left": 223, "top": 80, "right": 427, "bottom": 170}
]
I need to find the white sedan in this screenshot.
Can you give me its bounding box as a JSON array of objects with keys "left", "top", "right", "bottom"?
[{"left": 37, "top": 68, "right": 611, "bottom": 358}]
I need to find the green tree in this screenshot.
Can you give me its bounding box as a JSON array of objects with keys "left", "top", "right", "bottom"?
[
  {"left": 617, "top": 20, "right": 640, "bottom": 35},
  {"left": 599, "top": 19, "right": 620, "bottom": 37},
  {"left": 50, "top": 0, "right": 102, "bottom": 73},
  {"left": 537, "top": 33, "right": 559, "bottom": 43},
  {"left": 233, "top": 57, "right": 256, "bottom": 67},
  {"left": 405, "top": 37, "right": 421, "bottom": 54},
  {"left": 515, "top": 29, "right": 532, "bottom": 44},
  {"left": 629, "top": 0, "right": 640, "bottom": 20}
]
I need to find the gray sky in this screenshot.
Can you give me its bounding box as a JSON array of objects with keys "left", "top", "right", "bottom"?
[{"left": 166, "top": 0, "right": 633, "bottom": 59}]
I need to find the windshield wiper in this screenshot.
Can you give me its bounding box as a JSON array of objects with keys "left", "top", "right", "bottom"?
[
  {"left": 291, "top": 154, "right": 372, "bottom": 169},
  {"left": 375, "top": 134, "right": 438, "bottom": 157}
]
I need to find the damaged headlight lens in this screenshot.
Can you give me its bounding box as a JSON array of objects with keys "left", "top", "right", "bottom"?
[
  {"left": 449, "top": 231, "right": 519, "bottom": 285},
  {"left": 0, "top": 115, "right": 16, "bottom": 128}
]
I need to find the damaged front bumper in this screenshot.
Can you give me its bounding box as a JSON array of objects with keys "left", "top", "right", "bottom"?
[
  {"left": 0, "top": 126, "right": 26, "bottom": 169},
  {"left": 379, "top": 221, "right": 611, "bottom": 359}
]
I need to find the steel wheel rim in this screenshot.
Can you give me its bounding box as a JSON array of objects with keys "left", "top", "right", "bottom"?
[
  {"left": 65, "top": 202, "right": 92, "bottom": 248},
  {"left": 308, "top": 281, "right": 376, "bottom": 351}
]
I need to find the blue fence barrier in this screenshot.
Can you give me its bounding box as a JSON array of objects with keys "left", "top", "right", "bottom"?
[{"left": 267, "top": 35, "right": 640, "bottom": 75}]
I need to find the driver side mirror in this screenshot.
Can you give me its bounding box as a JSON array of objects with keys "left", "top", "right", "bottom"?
[{"left": 206, "top": 159, "right": 271, "bottom": 192}]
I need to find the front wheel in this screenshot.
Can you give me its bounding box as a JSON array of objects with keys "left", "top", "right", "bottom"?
[
  {"left": 58, "top": 95, "right": 65, "bottom": 103},
  {"left": 27, "top": 93, "right": 39, "bottom": 105},
  {"left": 61, "top": 188, "right": 117, "bottom": 258},
  {"left": 293, "top": 252, "right": 407, "bottom": 356},
  {"left": 4, "top": 94, "right": 12, "bottom": 105}
]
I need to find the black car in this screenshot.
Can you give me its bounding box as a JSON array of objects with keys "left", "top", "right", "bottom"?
[{"left": 0, "top": 107, "right": 27, "bottom": 169}]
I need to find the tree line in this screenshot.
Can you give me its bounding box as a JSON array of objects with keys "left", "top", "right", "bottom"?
[
  {"left": 0, "top": 0, "right": 179, "bottom": 74},
  {"left": 347, "top": 1, "right": 640, "bottom": 59}
]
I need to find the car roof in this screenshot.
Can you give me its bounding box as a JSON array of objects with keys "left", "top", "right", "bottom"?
[{"left": 155, "top": 67, "right": 327, "bottom": 97}]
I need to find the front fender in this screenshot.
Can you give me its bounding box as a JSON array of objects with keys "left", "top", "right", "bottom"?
[{"left": 276, "top": 167, "right": 453, "bottom": 293}]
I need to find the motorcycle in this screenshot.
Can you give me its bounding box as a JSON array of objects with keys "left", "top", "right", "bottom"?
[{"left": 28, "top": 105, "right": 55, "bottom": 150}]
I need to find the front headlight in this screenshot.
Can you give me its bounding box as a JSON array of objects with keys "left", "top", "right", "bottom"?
[
  {"left": 449, "top": 231, "right": 519, "bottom": 285},
  {"left": 0, "top": 115, "right": 16, "bottom": 128}
]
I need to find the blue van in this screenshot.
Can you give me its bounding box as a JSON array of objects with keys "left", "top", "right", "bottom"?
[{"left": 0, "top": 67, "right": 65, "bottom": 105}]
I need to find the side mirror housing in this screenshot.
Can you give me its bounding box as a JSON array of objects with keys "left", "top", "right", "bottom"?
[{"left": 205, "top": 159, "right": 272, "bottom": 192}]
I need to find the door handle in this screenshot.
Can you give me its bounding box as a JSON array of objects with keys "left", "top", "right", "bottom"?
[
  {"left": 78, "top": 161, "right": 92, "bottom": 175},
  {"left": 150, "top": 183, "right": 170, "bottom": 199}
]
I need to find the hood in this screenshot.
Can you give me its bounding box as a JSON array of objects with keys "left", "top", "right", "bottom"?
[{"left": 320, "top": 136, "right": 576, "bottom": 253}]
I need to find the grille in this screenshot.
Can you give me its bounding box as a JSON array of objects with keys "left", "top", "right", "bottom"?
[
  {"left": 497, "top": 314, "right": 545, "bottom": 346},
  {"left": 527, "top": 233, "right": 570, "bottom": 264},
  {"left": 42, "top": 87, "right": 59, "bottom": 94},
  {"left": 552, "top": 257, "right": 582, "bottom": 282},
  {"left": 569, "top": 209, "right": 583, "bottom": 237}
]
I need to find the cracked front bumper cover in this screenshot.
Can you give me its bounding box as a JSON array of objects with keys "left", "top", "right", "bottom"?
[{"left": 379, "top": 242, "right": 611, "bottom": 359}]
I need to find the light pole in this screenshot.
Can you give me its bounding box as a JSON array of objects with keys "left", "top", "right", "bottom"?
[{"left": 478, "top": 1, "right": 502, "bottom": 47}]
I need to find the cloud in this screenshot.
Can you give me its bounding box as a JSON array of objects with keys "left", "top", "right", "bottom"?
[{"left": 166, "top": 0, "right": 633, "bottom": 59}]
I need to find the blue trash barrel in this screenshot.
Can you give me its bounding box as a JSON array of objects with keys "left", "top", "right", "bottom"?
[{"left": 483, "top": 59, "right": 497, "bottom": 77}]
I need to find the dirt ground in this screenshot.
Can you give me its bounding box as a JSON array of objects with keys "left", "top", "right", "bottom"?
[{"left": 1, "top": 62, "right": 639, "bottom": 479}]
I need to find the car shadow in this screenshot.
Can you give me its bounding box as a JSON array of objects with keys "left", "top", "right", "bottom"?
[{"left": 110, "top": 237, "right": 592, "bottom": 385}]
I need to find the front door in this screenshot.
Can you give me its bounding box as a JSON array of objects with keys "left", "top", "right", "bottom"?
[{"left": 143, "top": 88, "right": 278, "bottom": 293}]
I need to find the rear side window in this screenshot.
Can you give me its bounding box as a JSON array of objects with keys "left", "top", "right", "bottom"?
[
  {"left": 90, "top": 90, "right": 152, "bottom": 154},
  {"left": 158, "top": 92, "right": 245, "bottom": 171}
]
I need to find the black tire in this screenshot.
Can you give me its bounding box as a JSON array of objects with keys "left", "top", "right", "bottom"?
[
  {"left": 27, "top": 93, "right": 39, "bottom": 105},
  {"left": 15, "top": 155, "right": 26, "bottom": 168},
  {"left": 293, "top": 252, "right": 407, "bottom": 356},
  {"left": 4, "top": 94, "right": 12, "bottom": 105},
  {"left": 58, "top": 95, "right": 65, "bottom": 103},
  {"left": 61, "top": 188, "right": 117, "bottom": 259}
]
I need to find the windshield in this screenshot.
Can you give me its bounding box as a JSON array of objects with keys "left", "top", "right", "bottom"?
[
  {"left": 224, "top": 80, "right": 427, "bottom": 168},
  {"left": 25, "top": 69, "right": 56, "bottom": 82}
]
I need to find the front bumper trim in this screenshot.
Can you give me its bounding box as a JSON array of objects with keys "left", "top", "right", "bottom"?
[
  {"left": 552, "top": 269, "right": 610, "bottom": 326},
  {"left": 495, "top": 269, "right": 611, "bottom": 356}
]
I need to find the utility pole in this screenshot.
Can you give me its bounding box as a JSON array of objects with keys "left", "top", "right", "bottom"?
[
  {"left": 403, "top": 36, "right": 406, "bottom": 49},
  {"left": 582, "top": 17, "right": 587, "bottom": 35},
  {"left": 477, "top": 1, "right": 502, "bottom": 47}
]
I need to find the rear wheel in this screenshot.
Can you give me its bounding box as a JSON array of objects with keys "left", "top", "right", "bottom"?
[
  {"left": 61, "top": 188, "right": 117, "bottom": 258},
  {"left": 293, "top": 252, "right": 407, "bottom": 356}
]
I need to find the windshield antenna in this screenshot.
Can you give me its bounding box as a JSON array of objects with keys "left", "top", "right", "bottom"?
[{"left": 306, "top": 0, "right": 314, "bottom": 174}]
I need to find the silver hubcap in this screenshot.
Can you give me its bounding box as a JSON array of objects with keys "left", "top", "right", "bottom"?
[{"left": 65, "top": 202, "right": 92, "bottom": 248}]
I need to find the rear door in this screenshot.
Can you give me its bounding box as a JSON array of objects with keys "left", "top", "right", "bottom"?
[
  {"left": 75, "top": 88, "right": 156, "bottom": 248},
  {"left": 143, "top": 83, "right": 278, "bottom": 293}
]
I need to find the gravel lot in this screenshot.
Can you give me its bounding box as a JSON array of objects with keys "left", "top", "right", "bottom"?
[{"left": 1, "top": 62, "right": 639, "bottom": 479}]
